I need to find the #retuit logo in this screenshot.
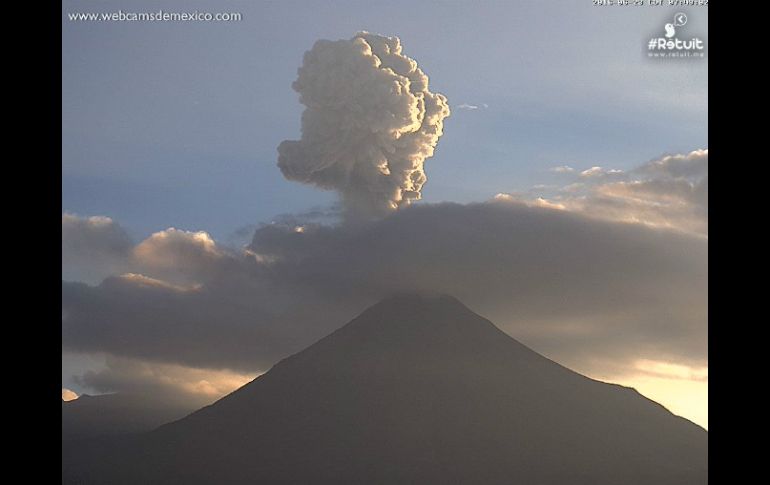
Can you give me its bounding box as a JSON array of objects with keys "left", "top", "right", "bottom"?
[{"left": 647, "top": 12, "right": 706, "bottom": 58}]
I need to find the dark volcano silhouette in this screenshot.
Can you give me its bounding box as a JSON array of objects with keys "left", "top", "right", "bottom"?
[{"left": 62, "top": 294, "right": 707, "bottom": 484}]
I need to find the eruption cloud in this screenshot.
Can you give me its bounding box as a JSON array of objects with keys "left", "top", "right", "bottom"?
[{"left": 277, "top": 32, "right": 451, "bottom": 220}]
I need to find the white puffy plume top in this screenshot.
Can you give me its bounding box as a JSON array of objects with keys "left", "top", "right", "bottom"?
[{"left": 277, "top": 32, "right": 451, "bottom": 220}]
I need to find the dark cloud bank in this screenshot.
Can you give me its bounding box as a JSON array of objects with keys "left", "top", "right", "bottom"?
[{"left": 62, "top": 200, "right": 706, "bottom": 381}]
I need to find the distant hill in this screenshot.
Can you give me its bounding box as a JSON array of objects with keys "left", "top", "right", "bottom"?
[
  {"left": 62, "top": 392, "right": 196, "bottom": 442},
  {"left": 63, "top": 294, "right": 707, "bottom": 484}
]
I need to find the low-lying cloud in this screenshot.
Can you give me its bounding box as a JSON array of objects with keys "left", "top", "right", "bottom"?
[
  {"left": 501, "top": 149, "right": 708, "bottom": 235},
  {"left": 74, "top": 356, "right": 256, "bottom": 408},
  {"left": 63, "top": 183, "right": 707, "bottom": 397}
]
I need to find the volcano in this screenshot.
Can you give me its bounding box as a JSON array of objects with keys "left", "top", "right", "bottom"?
[{"left": 62, "top": 294, "right": 707, "bottom": 484}]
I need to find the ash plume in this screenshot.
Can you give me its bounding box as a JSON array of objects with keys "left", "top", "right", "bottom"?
[{"left": 277, "top": 32, "right": 450, "bottom": 220}]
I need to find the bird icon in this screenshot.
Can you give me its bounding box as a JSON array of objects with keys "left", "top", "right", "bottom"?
[{"left": 664, "top": 23, "right": 676, "bottom": 38}]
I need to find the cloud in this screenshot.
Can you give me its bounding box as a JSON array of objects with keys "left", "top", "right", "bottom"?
[
  {"left": 549, "top": 165, "right": 574, "bottom": 173},
  {"left": 632, "top": 359, "right": 708, "bottom": 382},
  {"left": 74, "top": 355, "right": 256, "bottom": 408},
  {"left": 114, "top": 273, "right": 200, "bottom": 293},
  {"left": 62, "top": 388, "right": 79, "bottom": 401},
  {"left": 508, "top": 149, "right": 708, "bottom": 235},
  {"left": 456, "top": 103, "right": 489, "bottom": 111},
  {"left": 133, "top": 228, "right": 224, "bottom": 285},
  {"left": 639, "top": 149, "right": 708, "bottom": 179},
  {"left": 494, "top": 193, "right": 567, "bottom": 210},
  {"left": 579, "top": 166, "right": 622, "bottom": 178},
  {"left": 63, "top": 199, "right": 706, "bottom": 386},
  {"left": 277, "top": 32, "right": 450, "bottom": 220},
  {"left": 580, "top": 166, "right": 603, "bottom": 177},
  {"left": 62, "top": 214, "right": 133, "bottom": 284},
  {"left": 62, "top": 219, "right": 226, "bottom": 286}
]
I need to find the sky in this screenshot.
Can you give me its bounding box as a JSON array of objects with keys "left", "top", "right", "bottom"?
[{"left": 62, "top": 1, "right": 708, "bottom": 428}]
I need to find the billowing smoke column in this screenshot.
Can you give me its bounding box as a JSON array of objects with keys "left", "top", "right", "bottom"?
[{"left": 277, "top": 32, "right": 451, "bottom": 220}]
